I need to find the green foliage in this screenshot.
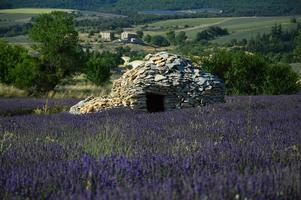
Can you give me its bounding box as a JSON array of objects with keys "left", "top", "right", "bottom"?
[
  {"left": 0, "top": 39, "right": 27, "bottom": 84},
  {"left": 263, "top": 63, "right": 299, "bottom": 95},
  {"left": 150, "top": 35, "right": 170, "bottom": 47},
  {"left": 196, "top": 26, "right": 229, "bottom": 41},
  {"left": 202, "top": 50, "right": 233, "bottom": 80},
  {"left": 225, "top": 52, "right": 268, "bottom": 95},
  {"left": 294, "top": 30, "right": 301, "bottom": 62},
  {"left": 143, "top": 34, "right": 152, "bottom": 43},
  {"left": 175, "top": 31, "right": 187, "bottom": 45},
  {"left": 166, "top": 30, "right": 176, "bottom": 45},
  {"left": 6, "top": 0, "right": 301, "bottom": 16},
  {"left": 234, "top": 24, "right": 301, "bottom": 62},
  {"left": 290, "top": 17, "right": 297, "bottom": 23},
  {"left": 85, "top": 52, "right": 122, "bottom": 86},
  {"left": 0, "top": 23, "right": 32, "bottom": 37},
  {"left": 29, "top": 11, "right": 84, "bottom": 93},
  {"left": 136, "top": 30, "right": 144, "bottom": 39},
  {"left": 10, "top": 56, "right": 39, "bottom": 91},
  {"left": 203, "top": 50, "right": 299, "bottom": 95}
]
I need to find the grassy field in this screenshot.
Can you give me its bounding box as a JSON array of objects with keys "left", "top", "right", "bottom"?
[
  {"left": 0, "top": 8, "right": 74, "bottom": 14},
  {"left": 143, "top": 16, "right": 301, "bottom": 44}
]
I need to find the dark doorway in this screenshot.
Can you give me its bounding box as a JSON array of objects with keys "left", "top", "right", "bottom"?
[{"left": 146, "top": 94, "right": 165, "bottom": 112}]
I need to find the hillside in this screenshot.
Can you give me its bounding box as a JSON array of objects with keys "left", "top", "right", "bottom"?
[{"left": 1, "top": 0, "right": 301, "bottom": 16}]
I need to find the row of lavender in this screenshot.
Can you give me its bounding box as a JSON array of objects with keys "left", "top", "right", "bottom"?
[{"left": 0, "top": 95, "right": 301, "bottom": 199}]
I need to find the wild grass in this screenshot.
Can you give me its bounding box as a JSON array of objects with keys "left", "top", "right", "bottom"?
[
  {"left": 0, "top": 83, "right": 28, "bottom": 97},
  {"left": 83, "top": 122, "right": 133, "bottom": 157},
  {"left": 0, "top": 74, "right": 112, "bottom": 99}
]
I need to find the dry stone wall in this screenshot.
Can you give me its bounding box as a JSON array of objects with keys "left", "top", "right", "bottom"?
[{"left": 70, "top": 52, "right": 225, "bottom": 114}]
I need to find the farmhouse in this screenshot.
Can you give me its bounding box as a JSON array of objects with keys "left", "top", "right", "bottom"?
[
  {"left": 70, "top": 52, "right": 225, "bottom": 114},
  {"left": 100, "top": 32, "right": 114, "bottom": 41},
  {"left": 121, "top": 31, "right": 138, "bottom": 40}
]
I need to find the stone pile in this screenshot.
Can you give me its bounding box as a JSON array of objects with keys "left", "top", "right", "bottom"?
[{"left": 70, "top": 52, "right": 225, "bottom": 114}]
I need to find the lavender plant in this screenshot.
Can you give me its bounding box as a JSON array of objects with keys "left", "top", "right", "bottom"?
[{"left": 0, "top": 95, "right": 300, "bottom": 199}]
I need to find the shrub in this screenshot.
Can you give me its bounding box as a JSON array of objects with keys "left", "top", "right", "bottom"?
[
  {"left": 150, "top": 35, "right": 170, "bottom": 47},
  {"left": 196, "top": 26, "right": 229, "bottom": 41},
  {"left": 202, "top": 50, "right": 233, "bottom": 79},
  {"left": 225, "top": 52, "right": 268, "bottom": 95},
  {"left": 85, "top": 52, "right": 122, "bottom": 86},
  {"left": 10, "top": 56, "right": 39, "bottom": 92},
  {"left": 263, "top": 63, "right": 299, "bottom": 95},
  {"left": 0, "top": 39, "right": 27, "bottom": 84},
  {"left": 143, "top": 34, "right": 152, "bottom": 43},
  {"left": 203, "top": 50, "right": 299, "bottom": 95}
]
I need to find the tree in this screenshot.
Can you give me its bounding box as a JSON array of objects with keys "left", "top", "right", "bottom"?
[
  {"left": 85, "top": 52, "right": 122, "bottom": 86},
  {"left": 166, "top": 31, "right": 176, "bottom": 45},
  {"left": 294, "top": 30, "right": 301, "bottom": 62},
  {"left": 10, "top": 56, "right": 39, "bottom": 91},
  {"left": 136, "top": 30, "right": 144, "bottom": 39},
  {"left": 150, "top": 35, "right": 170, "bottom": 47},
  {"left": 203, "top": 50, "right": 268, "bottom": 95},
  {"left": 29, "top": 11, "right": 84, "bottom": 93},
  {"left": 196, "top": 30, "right": 214, "bottom": 41},
  {"left": 202, "top": 50, "right": 233, "bottom": 79},
  {"left": 143, "top": 34, "right": 152, "bottom": 43},
  {"left": 263, "top": 63, "right": 299, "bottom": 95},
  {"left": 0, "top": 39, "right": 27, "bottom": 84},
  {"left": 175, "top": 31, "right": 187, "bottom": 45},
  {"left": 226, "top": 52, "right": 268, "bottom": 95}
]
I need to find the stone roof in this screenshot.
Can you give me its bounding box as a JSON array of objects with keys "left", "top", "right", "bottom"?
[{"left": 70, "top": 52, "right": 225, "bottom": 114}]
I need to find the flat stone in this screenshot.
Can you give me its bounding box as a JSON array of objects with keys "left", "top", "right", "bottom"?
[{"left": 155, "top": 75, "right": 167, "bottom": 82}]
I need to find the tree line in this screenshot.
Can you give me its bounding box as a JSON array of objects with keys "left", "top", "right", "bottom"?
[
  {"left": 3, "top": 0, "right": 301, "bottom": 16},
  {"left": 228, "top": 23, "right": 301, "bottom": 63}
]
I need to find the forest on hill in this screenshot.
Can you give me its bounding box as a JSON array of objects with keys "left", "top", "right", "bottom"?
[{"left": 1, "top": 0, "right": 301, "bottom": 16}]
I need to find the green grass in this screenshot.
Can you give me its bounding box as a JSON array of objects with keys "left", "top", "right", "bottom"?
[
  {"left": 143, "top": 16, "right": 301, "bottom": 44},
  {"left": 150, "top": 17, "right": 224, "bottom": 28},
  {"left": 0, "top": 8, "right": 74, "bottom": 14}
]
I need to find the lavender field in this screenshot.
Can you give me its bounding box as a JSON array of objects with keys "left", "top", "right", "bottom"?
[
  {"left": 0, "top": 98, "right": 79, "bottom": 116},
  {"left": 0, "top": 95, "right": 300, "bottom": 199}
]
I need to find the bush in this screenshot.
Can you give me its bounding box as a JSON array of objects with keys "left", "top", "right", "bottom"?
[
  {"left": 203, "top": 50, "right": 299, "bottom": 95},
  {"left": 85, "top": 52, "right": 122, "bottom": 86},
  {"left": 150, "top": 35, "right": 170, "bottom": 47},
  {"left": 196, "top": 26, "right": 229, "bottom": 41},
  {"left": 10, "top": 56, "right": 39, "bottom": 92},
  {"left": 143, "top": 34, "right": 152, "bottom": 43},
  {"left": 263, "top": 63, "right": 299, "bottom": 95},
  {"left": 225, "top": 52, "right": 268, "bottom": 95},
  {"left": 0, "top": 39, "right": 27, "bottom": 84}
]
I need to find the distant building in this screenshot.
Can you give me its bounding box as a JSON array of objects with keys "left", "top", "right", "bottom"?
[
  {"left": 100, "top": 32, "right": 114, "bottom": 41},
  {"left": 121, "top": 32, "right": 138, "bottom": 40}
]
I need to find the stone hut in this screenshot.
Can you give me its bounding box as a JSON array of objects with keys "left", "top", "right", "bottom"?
[{"left": 70, "top": 52, "right": 225, "bottom": 114}]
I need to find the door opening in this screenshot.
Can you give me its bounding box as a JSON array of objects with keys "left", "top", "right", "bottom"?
[{"left": 146, "top": 94, "right": 165, "bottom": 112}]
